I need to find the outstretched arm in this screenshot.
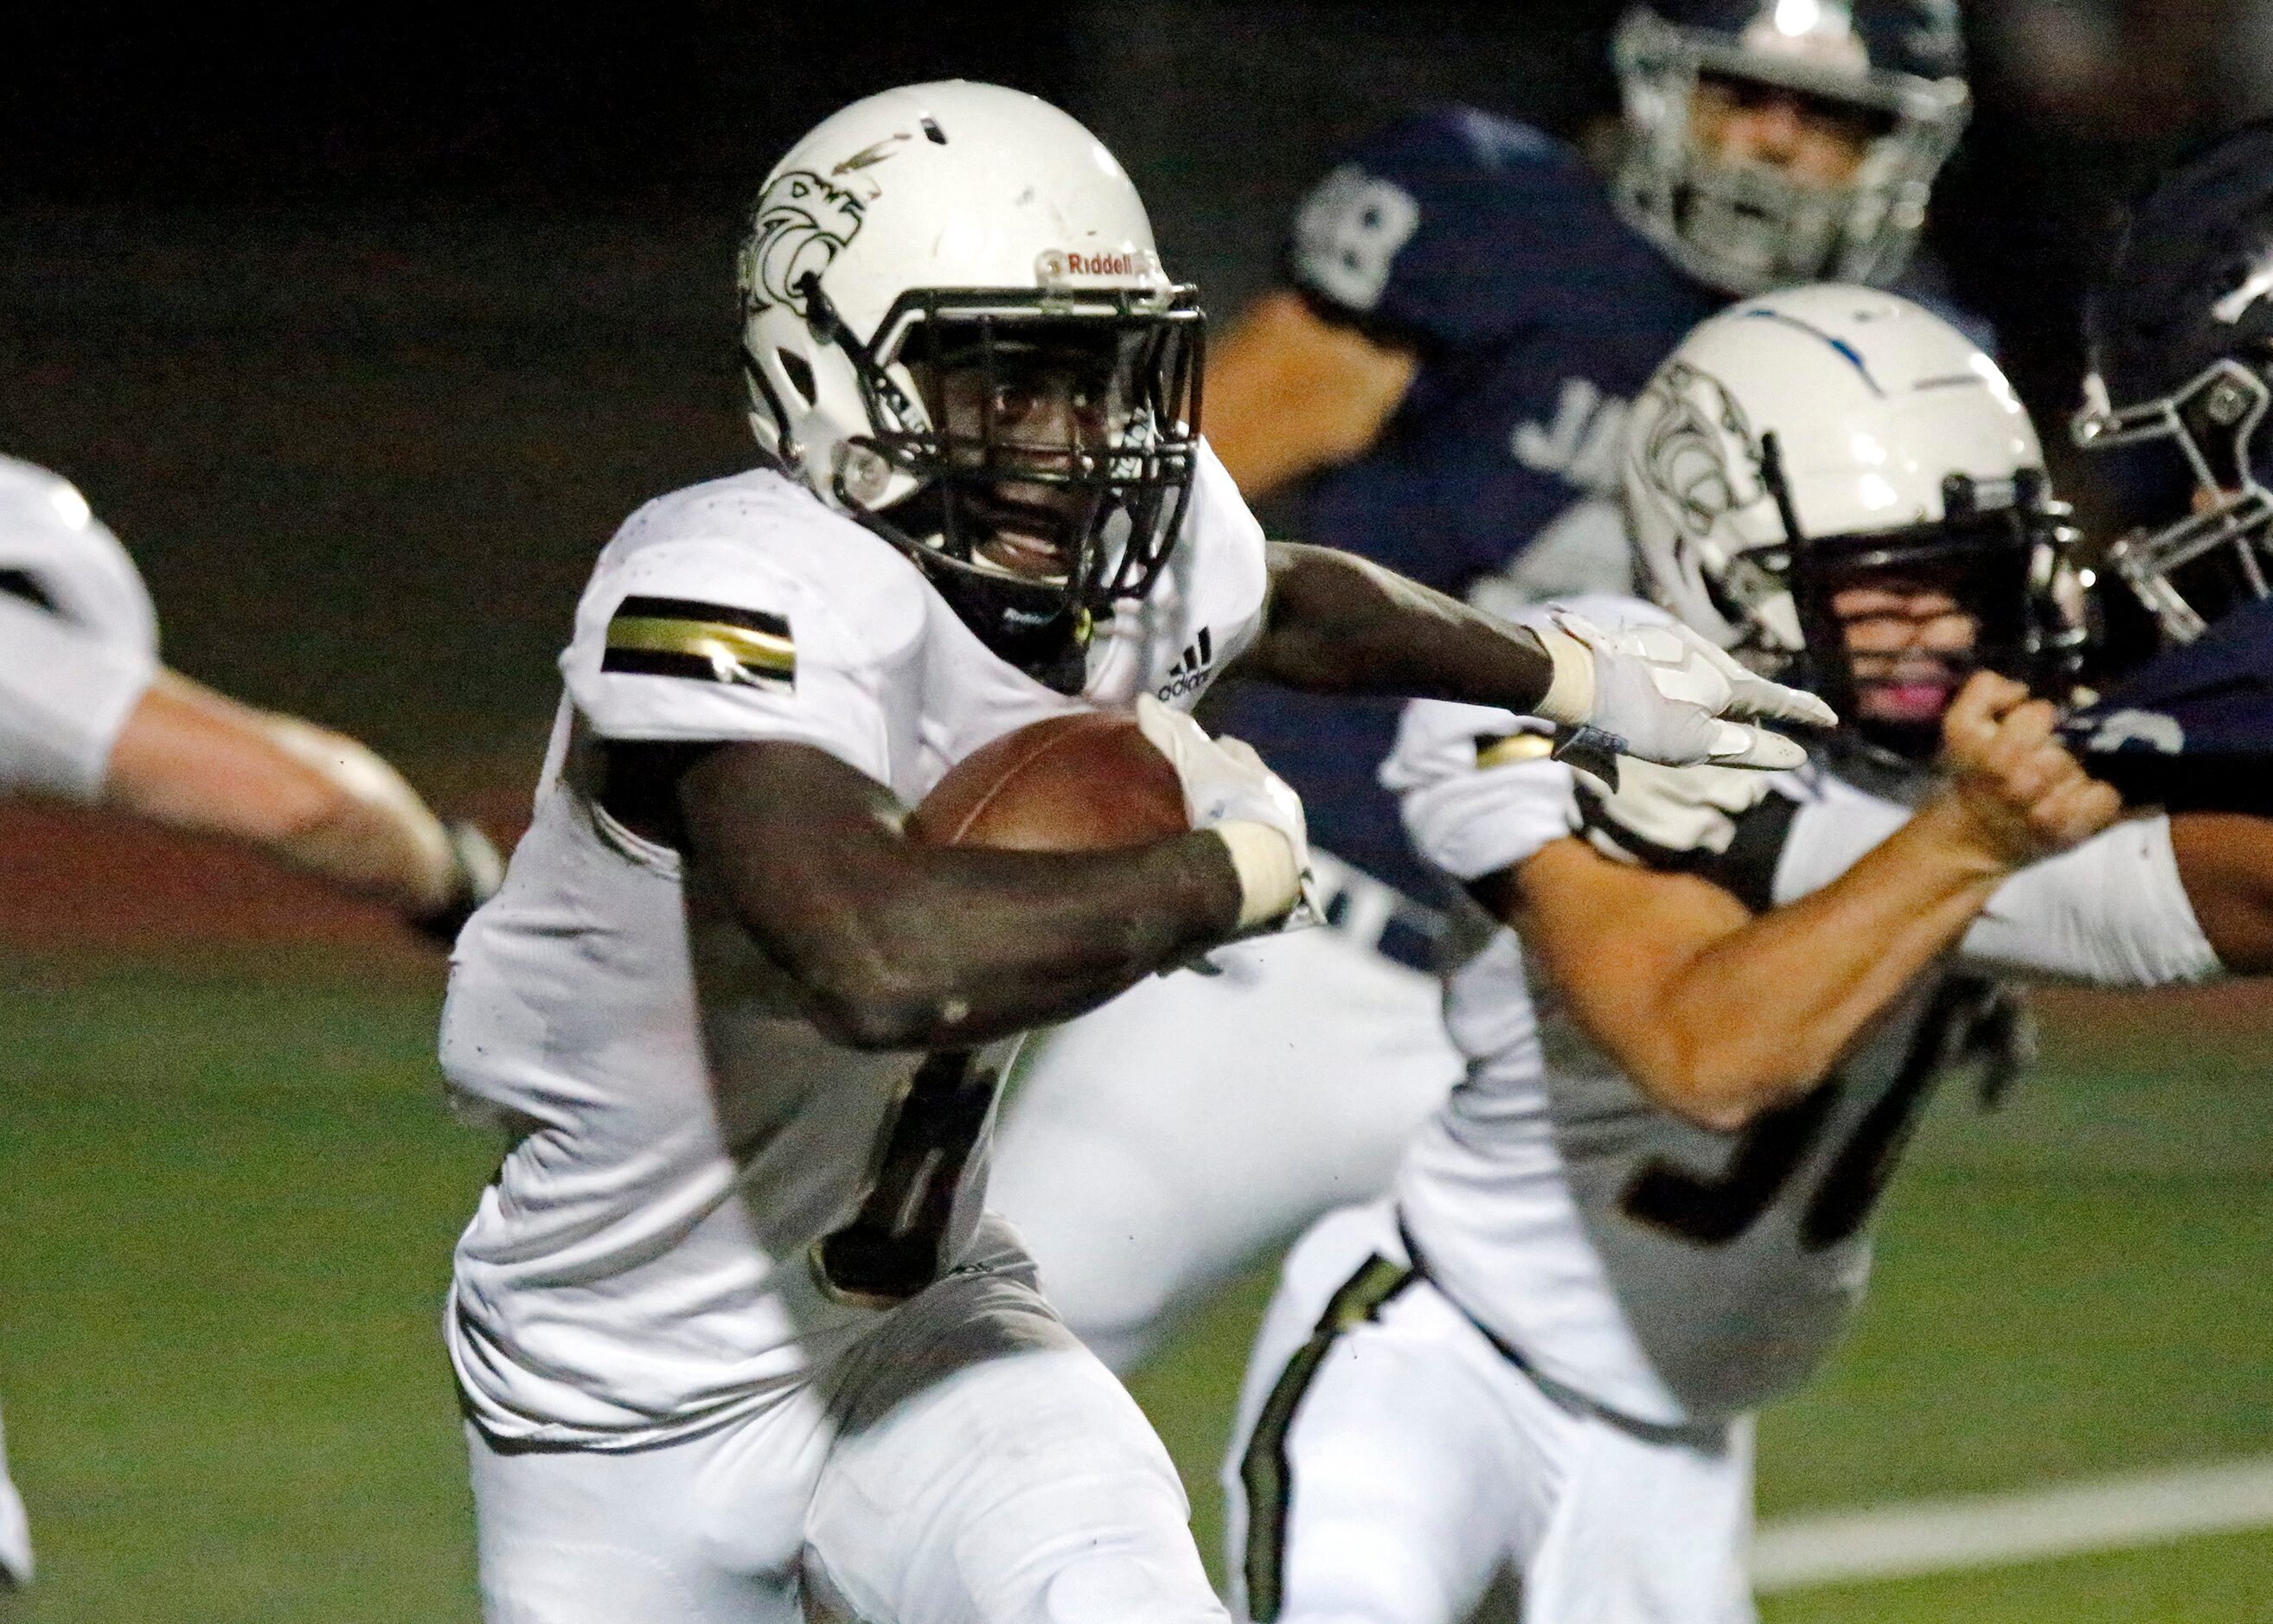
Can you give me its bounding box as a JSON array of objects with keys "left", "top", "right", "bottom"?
[
  {"left": 1239, "top": 540, "right": 1557, "bottom": 701},
  {"left": 102, "top": 669, "right": 484, "bottom": 930},
  {"left": 1238, "top": 541, "right": 1834, "bottom": 774},
  {"left": 1204, "top": 291, "right": 1418, "bottom": 500},
  {"left": 0, "top": 591, "right": 489, "bottom": 937},
  {"left": 1504, "top": 675, "right": 2120, "bottom": 1130},
  {"left": 672, "top": 739, "right": 1250, "bottom": 1051}
]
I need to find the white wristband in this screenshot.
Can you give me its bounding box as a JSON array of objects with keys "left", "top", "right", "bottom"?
[
  {"left": 1531, "top": 625, "right": 1596, "bottom": 728},
  {"left": 1211, "top": 821, "right": 1302, "bottom": 930}
]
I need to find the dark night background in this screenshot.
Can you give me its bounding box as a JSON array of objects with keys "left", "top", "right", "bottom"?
[
  {"left": 7, "top": 14, "right": 2273, "bottom": 1621},
  {"left": 1, "top": 1, "right": 2259, "bottom": 790}
]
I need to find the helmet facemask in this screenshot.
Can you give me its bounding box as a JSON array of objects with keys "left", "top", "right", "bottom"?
[
  {"left": 1755, "top": 438, "right": 2089, "bottom": 762},
  {"left": 784, "top": 278, "right": 1204, "bottom": 694},
  {"left": 1611, "top": 6, "right": 1968, "bottom": 296},
  {"left": 2072, "top": 357, "right": 2273, "bottom": 644}
]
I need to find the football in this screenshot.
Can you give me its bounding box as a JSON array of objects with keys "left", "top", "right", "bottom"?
[{"left": 910, "top": 711, "right": 1190, "bottom": 851}]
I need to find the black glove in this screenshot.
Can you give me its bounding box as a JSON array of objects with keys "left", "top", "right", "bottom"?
[{"left": 409, "top": 820, "right": 505, "bottom": 949}]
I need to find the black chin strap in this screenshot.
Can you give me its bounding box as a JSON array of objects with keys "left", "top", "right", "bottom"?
[{"left": 1757, "top": 430, "right": 1807, "bottom": 547}]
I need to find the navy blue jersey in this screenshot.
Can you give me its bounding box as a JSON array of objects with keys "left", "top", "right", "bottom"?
[
  {"left": 1213, "top": 107, "right": 1725, "bottom": 898},
  {"left": 2064, "top": 596, "right": 2273, "bottom": 815}
]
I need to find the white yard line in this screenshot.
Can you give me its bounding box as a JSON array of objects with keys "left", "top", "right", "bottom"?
[{"left": 1752, "top": 1455, "right": 2273, "bottom": 1593}]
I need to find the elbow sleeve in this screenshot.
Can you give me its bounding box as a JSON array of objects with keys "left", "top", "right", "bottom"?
[{"left": 1962, "top": 815, "right": 2222, "bottom": 987}]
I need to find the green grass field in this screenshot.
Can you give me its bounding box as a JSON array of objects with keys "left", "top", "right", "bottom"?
[{"left": 3, "top": 955, "right": 2268, "bottom": 1621}]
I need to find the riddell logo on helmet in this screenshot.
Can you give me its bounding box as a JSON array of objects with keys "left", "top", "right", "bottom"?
[
  {"left": 1037, "top": 247, "right": 1163, "bottom": 285},
  {"left": 1066, "top": 251, "right": 1138, "bottom": 277}
]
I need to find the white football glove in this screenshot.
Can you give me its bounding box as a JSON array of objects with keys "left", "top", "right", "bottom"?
[
  {"left": 1135, "top": 695, "right": 1318, "bottom": 931},
  {"left": 1530, "top": 610, "right": 1835, "bottom": 788}
]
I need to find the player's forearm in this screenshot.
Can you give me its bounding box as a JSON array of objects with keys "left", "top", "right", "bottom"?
[
  {"left": 1623, "top": 802, "right": 2011, "bottom": 1128},
  {"left": 105, "top": 672, "right": 458, "bottom": 916},
  {"left": 1205, "top": 290, "right": 1417, "bottom": 498},
  {"left": 255, "top": 718, "right": 462, "bottom": 913},
  {"left": 1241, "top": 541, "right": 1556, "bottom": 707},
  {"left": 677, "top": 743, "right": 1243, "bottom": 1050},
  {"left": 798, "top": 837, "right": 1245, "bottom": 1047}
]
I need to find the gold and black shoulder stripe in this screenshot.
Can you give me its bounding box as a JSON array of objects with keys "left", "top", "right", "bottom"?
[
  {"left": 602, "top": 595, "right": 795, "bottom": 690},
  {"left": 1475, "top": 730, "right": 1556, "bottom": 769}
]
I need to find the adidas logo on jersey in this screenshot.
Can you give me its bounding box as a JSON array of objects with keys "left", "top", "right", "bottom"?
[{"left": 1156, "top": 628, "right": 1215, "bottom": 700}]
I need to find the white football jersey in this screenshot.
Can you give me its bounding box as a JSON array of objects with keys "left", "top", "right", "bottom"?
[
  {"left": 1381, "top": 596, "right": 2222, "bottom": 1428},
  {"left": 0, "top": 456, "right": 159, "bottom": 801},
  {"left": 441, "top": 448, "right": 1268, "bottom": 1446}
]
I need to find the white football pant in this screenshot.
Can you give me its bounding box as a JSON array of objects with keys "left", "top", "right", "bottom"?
[
  {"left": 470, "top": 1257, "right": 1223, "bottom": 1624},
  {"left": 991, "top": 855, "right": 1463, "bottom": 1371},
  {"left": 0, "top": 1401, "right": 29, "bottom": 1588},
  {"left": 1222, "top": 1204, "right": 1756, "bottom": 1624}
]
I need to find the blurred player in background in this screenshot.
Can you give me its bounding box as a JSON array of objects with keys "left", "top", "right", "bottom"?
[
  {"left": 0, "top": 453, "right": 498, "bottom": 1589},
  {"left": 1220, "top": 287, "right": 2273, "bottom": 1624},
  {"left": 438, "top": 81, "right": 1825, "bottom": 1624},
  {"left": 992, "top": 0, "right": 1977, "bottom": 1371},
  {"left": 2066, "top": 118, "right": 2273, "bottom": 810}
]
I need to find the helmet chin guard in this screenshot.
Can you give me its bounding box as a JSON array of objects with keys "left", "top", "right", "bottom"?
[
  {"left": 736, "top": 81, "right": 1206, "bottom": 691},
  {"left": 2073, "top": 118, "right": 2273, "bottom": 648},
  {"left": 1761, "top": 438, "right": 2085, "bottom": 762}
]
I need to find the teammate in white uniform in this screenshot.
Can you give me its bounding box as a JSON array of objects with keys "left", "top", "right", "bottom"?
[
  {"left": 1220, "top": 287, "right": 2273, "bottom": 1624},
  {"left": 437, "top": 82, "right": 1830, "bottom": 1624},
  {"left": 991, "top": 0, "right": 1976, "bottom": 1374},
  {"left": 0, "top": 452, "right": 496, "bottom": 1589}
]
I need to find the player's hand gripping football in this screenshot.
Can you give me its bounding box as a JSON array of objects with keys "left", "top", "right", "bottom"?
[
  {"left": 1930, "top": 671, "right": 2123, "bottom": 869},
  {"left": 1135, "top": 695, "right": 1318, "bottom": 932},
  {"left": 1530, "top": 609, "right": 1837, "bottom": 788}
]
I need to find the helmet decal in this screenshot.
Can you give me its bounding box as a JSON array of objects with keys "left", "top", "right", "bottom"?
[
  {"left": 741, "top": 171, "right": 868, "bottom": 316},
  {"left": 831, "top": 134, "right": 911, "bottom": 174},
  {"left": 1640, "top": 361, "right": 1765, "bottom": 536}
]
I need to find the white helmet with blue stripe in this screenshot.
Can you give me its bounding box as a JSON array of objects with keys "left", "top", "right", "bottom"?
[{"left": 1623, "top": 285, "right": 2084, "bottom": 758}]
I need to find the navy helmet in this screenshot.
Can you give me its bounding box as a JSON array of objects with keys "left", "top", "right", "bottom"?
[
  {"left": 2075, "top": 118, "right": 2273, "bottom": 645},
  {"left": 1611, "top": 0, "right": 1969, "bottom": 295}
]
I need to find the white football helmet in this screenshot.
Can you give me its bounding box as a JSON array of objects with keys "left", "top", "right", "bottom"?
[
  {"left": 1611, "top": 0, "right": 1970, "bottom": 297},
  {"left": 739, "top": 81, "right": 1204, "bottom": 689},
  {"left": 1623, "top": 285, "right": 2085, "bottom": 757}
]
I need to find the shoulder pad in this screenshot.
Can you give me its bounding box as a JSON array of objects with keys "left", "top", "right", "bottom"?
[
  {"left": 577, "top": 470, "right": 932, "bottom": 722},
  {"left": 604, "top": 470, "right": 928, "bottom": 646},
  {"left": 1578, "top": 760, "right": 1797, "bottom": 913}
]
